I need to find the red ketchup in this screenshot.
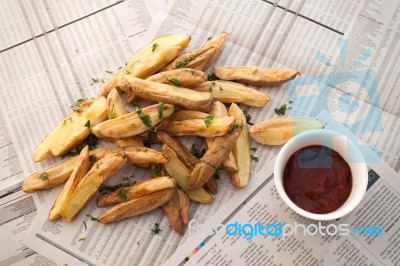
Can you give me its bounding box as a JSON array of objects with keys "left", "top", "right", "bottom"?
[{"left": 283, "top": 145, "right": 352, "bottom": 214}]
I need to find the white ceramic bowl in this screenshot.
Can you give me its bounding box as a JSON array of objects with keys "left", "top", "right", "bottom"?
[{"left": 274, "top": 129, "right": 368, "bottom": 221}]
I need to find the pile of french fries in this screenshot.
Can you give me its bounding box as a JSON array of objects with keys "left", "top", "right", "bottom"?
[{"left": 22, "top": 32, "right": 323, "bottom": 235}]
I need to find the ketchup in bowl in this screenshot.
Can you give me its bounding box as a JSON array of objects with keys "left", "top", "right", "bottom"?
[{"left": 283, "top": 145, "right": 352, "bottom": 214}]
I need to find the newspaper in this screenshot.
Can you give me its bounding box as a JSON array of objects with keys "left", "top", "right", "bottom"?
[
  {"left": 0, "top": 0, "right": 157, "bottom": 265},
  {"left": 164, "top": 110, "right": 400, "bottom": 266},
  {"left": 0, "top": 0, "right": 399, "bottom": 265}
]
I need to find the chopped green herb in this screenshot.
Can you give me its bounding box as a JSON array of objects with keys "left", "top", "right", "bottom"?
[
  {"left": 219, "top": 87, "right": 223, "bottom": 91},
  {"left": 78, "top": 237, "right": 86, "bottom": 241},
  {"left": 86, "top": 214, "right": 98, "bottom": 221},
  {"left": 274, "top": 103, "right": 287, "bottom": 115},
  {"left": 207, "top": 73, "right": 220, "bottom": 81},
  {"left": 175, "top": 55, "right": 195, "bottom": 68},
  {"left": 153, "top": 163, "right": 162, "bottom": 177},
  {"left": 166, "top": 77, "right": 181, "bottom": 86},
  {"left": 151, "top": 223, "right": 162, "bottom": 235},
  {"left": 91, "top": 78, "right": 99, "bottom": 84},
  {"left": 152, "top": 43, "right": 159, "bottom": 52},
  {"left": 207, "top": 36, "right": 213, "bottom": 41},
  {"left": 232, "top": 123, "right": 239, "bottom": 129},
  {"left": 118, "top": 188, "right": 128, "bottom": 202},
  {"left": 98, "top": 182, "right": 133, "bottom": 194},
  {"left": 158, "top": 102, "right": 167, "bottom": 119},
  {"left": 84, "top": 120, "right": 90, "bottom": 128},
  {"left": 95, "top": 162, "right": 100, "bottom": 169},
  {"left": 135, "top": 107, "right": 152, "bottom": 127},
  {"left": 63, "top": 134, "right": 98, "bottom": 157},
  {"left": 63, "top": 117, "right": 73, "bottom": 126},
  {"left": 39, "top": 172, "right": 48, "bottom": 180},
  {"left": 204, "top": 114, "right": 214, "bottom": 128},
  {"left": 126, "top": 70, "right": 131, "bottom": 75},
  {"left": 190, "top": 144, "right": 206, "bottom": 158},
  {"left": 213, "top": 166, "right": 222, "bottom": 179},
  {"left": 109, "top": 104, "right": 116, "bottom": 119},
  {"left": 144, "top": 128, "right": 157, "bottom": 147},
  {"left": 208, "top": 87, "right": 213, "bottom": 92},
  {"left": 71, "top": 98, "right": 87, "bottom": 113},
  {"left": 244, "top": 111, "right": 254, "bottom": 125},
  {"left": 105, "top": 70, "right": 113, "bottom": 74},
  {"left": 250, "top": 147, "right": 257, "bottom": 152},
  {"left": 250, "top": 154, "right": 259, "bottom": 162},
  {"left": 289, "top": 101, "right": 293, "bottom": 104},
  {"left": 83, "top": 221, "right": 87, "bottom": 230},
  {"left": 252, "top": 68, "right": 258, "bottom": 74}
]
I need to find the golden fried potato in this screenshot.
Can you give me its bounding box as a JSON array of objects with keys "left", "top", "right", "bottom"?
[
  {"left": 97, "top": 176, "right": 176, "bottom": 207},
  {"left": 61, "top": 152, "right": 127, "bottom": 222},
  {"left": 97, "top": 188, "right": 175, "bottom": 224},
  {"left": 162, "top": 189, "right": 184, "bottom": 235},
  {"left": 213, "top": 66, "right": 300, "bottom": 86},
  {"left": 177, "top": 189, "right": 190, "bottom": 224},
  {"left": 107, "top": 88, "right": 127, "bottom": 119},
  {"left": 249, "top": 117, "right": 323, "bottom": 145},
  {"left": 192, "top": 81, "right": 270, "bottom": 107},
  {"left": 49, "top": 146, "right": 90, "bottom": 221},
  {"left": 168, "top": 110, "right": 209, "bottom": 121},
  {"left": 146, "top": 68, "right": 207, "bottom": 87},
  {"left": 123, "top": 147, "right": 167, "bottom": 165}
]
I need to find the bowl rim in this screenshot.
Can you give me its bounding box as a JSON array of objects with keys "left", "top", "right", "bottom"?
[{"left": 274, "top": 129, "right": 368, "bottom": 221}]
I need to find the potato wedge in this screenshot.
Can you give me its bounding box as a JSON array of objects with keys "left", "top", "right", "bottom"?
[
  {"left": 33, "top": 97, "right": 108, "bottom": 161},
  {"left": 49, "top": 146, "right": 90, "bottom": 221},
  {"left": 99, "top": 46, "right": 182, "bottom": 96},
  {"left": 158, "top": 116, "right": 234, "bottom": 137},
  {"left": 192, "top": 81, "right": 270, "bottom": 107},
  {"left": 249, "top": 117, "right": 323, "bottom": 145},
  {"left": 61, "top": 152, "right": 127, "bottom": 222},
  {"left": 162, "top": 46, "right": 215, "bottom": 71},
  {"left": 177, "top": 189, "right": 190, "bottom": 224},
  {"left": 97, "top": 188, "right": 175, "bottom": 224},
  {"left": 123, "top": 147, "right": 167, "bottom": 165},
  {"left": 187, "top": 122, "right": 242, "bottom": 191},
  {"left": 162, "top": 189, "right": 184, "bottom": 235},
  {"left": 116, "top": 137, "right": 144, "bottom": 148},
  {"left": 122, "top": 76, "right": 212, "bottom": 112},
  {"left": 206, "top": 101, "right": 238, "bottom": 172},
  {"left": 107, "top": 88, "right": 127, "bottom": 119},
  {"left": 168, "top": 110, "right": 209, "bottom": 121},
  {"left": 22, "top": 148, "right": 114, "bottom": 193},
  {"left": 156, "top": 131, "right": 198, "bottom": 171},
  {"left": 228, "top": 103, "right": 251, "bottom": 188},
  {"left": 97, "top": 176, "right": 176, "bottom": 207},
  {"left": 146, "top": 68, "right": 207, "bottom": 87},
  {"left": 205, "top": 177, "right": 218, "bottom": 194},
  {"left": 92, "top": 104, "right": 174, "bottom": 140},
  {"left": 201, "top": 32, "right": 228, "bottom": 68},
  {"left": 213, "top": 66, "right": 300, "bottom": 86},
  {"left": 161, "top": 145, "right": 213, "bottom": 203}
]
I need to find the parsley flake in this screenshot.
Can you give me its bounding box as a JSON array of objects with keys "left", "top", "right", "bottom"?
[
  {"left": 105, "top": 70, "right": 113, "bottom": 74},
  {"left": 86, "top": 214, "right": 98, "bottom": 221},
  {"left": 190, "top": 144, "right": 206, "bottom": 158},
  {"left": 151, "top": 223, "right": 162, "bottom": 235},
  {"left": 158, "top": 102, "right": 167, "bottom": 119},
  {"left": 98, "top": 182, "right": 133, "bottom": 194},
  {"left": 250, "top": 154, "right": 259, "bottom": 162},
  {"left": 39, "top": 172, "right": 48, "bottom": 180},
  {"left": 244, "top": 111, "right": 254, "bottom": 125},
  {"left": 84, "top": 120, "right": 90, "bottom": 128},
  {"left": 135, "top": 107, "right": 152, "bottom": 127},
  {"left": 144, "top": 128, "right": 157, "bottom": 147},
  {"left": 153, "top": 163, "right": 162, "bottom": 177},
  {"left": 118, "top": 188, "right": 128, "bottom": 202},
  {"left": 63, "top": 134, "right": 98, "bottom": 157},
  {"left": 78, "top": 237, "right": 86, "bottom": 241},
  {"left": 109, "top": 104, "right": 116, "bottom": 119},
  {"left": 152, "top": 43, "right": 159, "bottom": 52},
  {"left": 207, "top": 73, "right": 220, "bottom": 81},
  {"left": 71, "top": 99, "right": 87, "bottom": 113},
  {"left": 126, "top": 70, "right": 131, "bottom": 75},
  {"left": 252, "top": 68, "right": 258, "bottom": 74},
  {"left": 274, "top": 103, "right": 287, "bottom": 115},
  {"left": 175, "top": 55, "right": 195, "bottom": 68},
  {"left": 166, "top": 77, "right": 180, "bottom": 86},
  {"left": 204, "top": 114, "right": 214, "bottom": 128}
]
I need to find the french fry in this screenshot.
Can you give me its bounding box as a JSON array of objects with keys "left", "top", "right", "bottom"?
[
  {"left": 22, "top": 148, "right": 115, "bottom": 193},
  {"left": 61, "top": 152, "right": 127, "bottom": 222},
  {"left": 33, "top": 97, "right": 108, "bottom": 161},
  {"left": 99, "top": 45, "right": 183, "bottom": 96},
  {"left": 146, "top": 68, "right": 207, "bottom": 87},
  {"left": 177, "top": 189, "right": 190, "bottom": 224},
  {"left": 158, "top": 116, "right": 234, "bottom": 137},
  {"left": 228, "top": 103, "right": 251, "bottom": 188},
  {"left": 122, "top": 76, "right": 212, "bottom": 112},
  {"left": 168, "top": 110, "right": 209, "bottom": 121},
  {"left": 187, "top": 122, "right": 242, "bottom": 191},
  {"left": 213, "top": 66, "right": 300, "bottom": 86},
  {"left": 192, "top": 81, "right": 270, "bottom": 107},
  {"left": 97, "top": 176, "right": 176, "bottom": 207},
  {"left": 92, "top": 104, "right": 174, "bottom": 140},
  {"left": 107, "top": 88, "right": 127, "bottom": 119},
  {"left": 161, "top": 145, "right": 213, "bottom": 203},
  {"left": 49, "top": 146, "right": 90, "bottom": 221},
  {"left": 162, "top": 189, "right": 184, "bottom": 235},
  {"left": 97, "top": 188, "right": 175, "bottom": 224},
  {"left": 206, "top": 101, "right": 238, "bottom": 172},
  {"left": 116, "top": 137, "right": 149, "bottom": 168},
  {"left": 123, "top": 147, "right": 167, "bottom": 165},
  {"left": 249, "top": 117, "right": 324, "bottom": 145}
]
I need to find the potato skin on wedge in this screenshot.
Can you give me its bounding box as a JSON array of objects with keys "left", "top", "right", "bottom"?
[
  {"left": 61, "top": 152, "right": 127, "bottom": 222},
  {"left": 213, "top": 66, "right": 300, "bottom": 86},
  {"left": 98, "top": 188, "right": 175, "bottom": 224}
]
